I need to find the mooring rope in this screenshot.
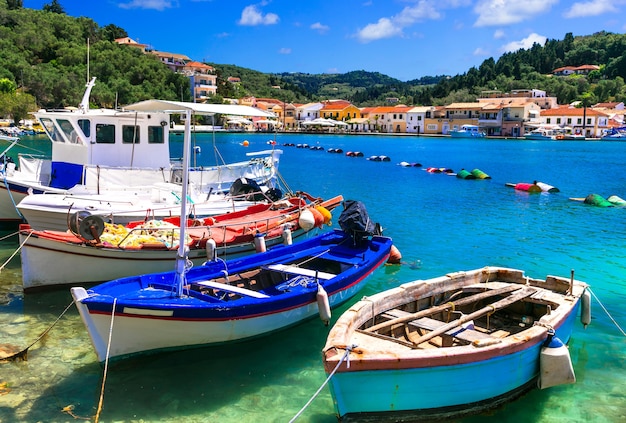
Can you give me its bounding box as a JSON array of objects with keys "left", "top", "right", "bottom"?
[
  {"left": 0, "top": 231, "right": 19, "bottom": 243},
  {"left": 0, "top": 230, "right": 33, "bottom": 273},
  {"left": 589, "top": 288, "right": 625, "bottom": 336},
  {"left": 289, "top": 344, "right": 356, "bottom": 422},
  {"left": 94, "top": 297, "right": 117, "bottom": 423},
  {"left": 3, "top": 298, "right": 75, "bottom": 361}
]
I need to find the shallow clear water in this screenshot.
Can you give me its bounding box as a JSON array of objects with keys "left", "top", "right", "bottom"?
[{"left": 0, "top": 133, "right": 625, "bottom": 422}]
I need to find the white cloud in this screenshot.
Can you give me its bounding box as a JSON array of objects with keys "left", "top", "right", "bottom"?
[
  {"left": 474, "top": 0, "right": 558, "bottom": 27},
  {"left": 278, "top": 48, "right": 291, "bottom": 54},
  {"left": 500, "top": 33, "right": 547, "bottom": 53},
  {"left": 311, "top": 22, "right": 330, "bottom": 34},
  {"left": 238, "top": 5, "right": 279, "bottom": 26},
  {"left": 474, "top": 47, "right": 489, "bottom": 56},
  {"left": 355, "top": 0, "right": 442, "bottom": 42},
  {"left": 118, "top": 0, "right": 176, "bottom": 11},
  {"left": 493, "top": 29, "right": 505, "bottom": 39},
  {"left": 564, "top": 0, "right": 619, "bottom": 18}
]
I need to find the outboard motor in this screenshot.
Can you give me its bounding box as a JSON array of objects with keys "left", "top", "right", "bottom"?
[
  {"left": 229, "top": 177, "right": 265, "bottom": 201},
  {"left": 338, "top": 200, "right": 382, "bottom": 245}
]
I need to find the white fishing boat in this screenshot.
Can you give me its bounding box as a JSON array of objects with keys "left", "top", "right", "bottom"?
[
  {"left": 0, "top": 78, "right": 280, "bottom": 223},
  {"left": 19, "top": 194, "right": 343, "bottom": 290}
]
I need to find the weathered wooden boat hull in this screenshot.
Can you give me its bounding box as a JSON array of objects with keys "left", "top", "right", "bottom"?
[{"left": 322, "top": 267, "right": 588, "bottom": 421}]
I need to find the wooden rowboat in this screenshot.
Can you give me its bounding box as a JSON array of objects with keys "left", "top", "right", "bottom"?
[{"left": 322, "top": 267, "right": 590, "bottom": 421}]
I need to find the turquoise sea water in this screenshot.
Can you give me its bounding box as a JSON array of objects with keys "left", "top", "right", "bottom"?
[{"left": 0, "top": 133, "right": 625, "bottom": 422}]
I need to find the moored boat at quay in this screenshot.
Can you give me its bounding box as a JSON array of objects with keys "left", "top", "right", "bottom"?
[
  {"left": 19, "top": 194, "right": 342, "bottom": 290},
  {"left": 0, "top": 78, "right": 280, "bottom": 223},
  {"left": 71, "top": 223, "right": 393, "bottom": 362},
  {"left": 322, "top": 267, "right": 590, "bottom": 421}
]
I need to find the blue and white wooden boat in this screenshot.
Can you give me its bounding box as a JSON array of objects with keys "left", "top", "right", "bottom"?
[
  {"left": 323, "top": 267, "right": 590, "bottom": 421},
  {"left": 71, "top": 229, "right": 392, "bottom": 361},
  {"left": 449, "top": 124, "right": 485, "bottom": 138}
]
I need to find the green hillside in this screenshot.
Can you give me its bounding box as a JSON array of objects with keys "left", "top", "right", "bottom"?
[{"left": 1, "top": 2, "right": 625, "bottom": 124}]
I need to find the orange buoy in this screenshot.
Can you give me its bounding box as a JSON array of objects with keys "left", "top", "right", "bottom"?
[
  {"left": 387, "top": 245, "right": 402, "bottom": 264},
  {"left": 315, "top": 205, "right": 332, "bottom": 225},
  {"left": 309, "top": 207, "right": 325, "bottom": 228},
  {"left": 242, "top": 140, "right": 249, "bottom": 147}
]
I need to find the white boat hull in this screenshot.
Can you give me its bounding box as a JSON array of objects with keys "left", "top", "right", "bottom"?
[{"left": 71, "top": 277, "right": 367, "bottom": 361}]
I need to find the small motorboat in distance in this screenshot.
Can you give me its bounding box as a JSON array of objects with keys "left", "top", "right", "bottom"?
[{"left": 323, "top": 266, "right": 590, "bottom": 421}]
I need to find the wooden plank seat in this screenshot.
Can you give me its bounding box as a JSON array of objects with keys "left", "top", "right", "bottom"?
[
  {"left": 194, "top": 280, "right": 270, "bottom": 299},
  {"left": 382, "top": 309, "right": 494, "bottom": 345},
  {"left": 264, "top": 264, "right": 336, "bottom": 280}
]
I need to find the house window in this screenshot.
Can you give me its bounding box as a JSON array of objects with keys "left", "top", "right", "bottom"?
[
  {"left": 587, "top": 118, "right": 592, "bottom": 125},
  {"left": 567, "top": 118, "right": 572, "bottom": 124},
  {"left": 556, "top": 118, "right": 561, "bottom": 124},
  {"left": 418, "top": 116, "right": 422, "bottom": 121},
  {"left": 546, "top": 118, "right": 551, "bottom": 124},
  {"left": 427, "top": 124, "right": 437, "bottom": 130},
  {"left": 577, "top": 118, "right": 582, "bottom": 124}
]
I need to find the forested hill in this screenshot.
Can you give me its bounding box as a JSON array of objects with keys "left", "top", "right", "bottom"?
[{"left": 1, "top": 2, "right": 625, "bottom": 121}]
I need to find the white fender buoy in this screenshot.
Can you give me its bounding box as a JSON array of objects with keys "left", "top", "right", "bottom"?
[
  {"left": 205, "top": 238, "right": 217, "bottom": 262},
  {"left": 538, "top": 332, "right": 576, "bottom": 389},
  {"left": 282, "top": 227, "right": 292, "bottom": 245},
  {"left": 299, "top": 208, "right": 315, "bottom": 231},
  {"left": 317, "top": 283, "right": 331, "bottom": 326},
  {"left": 581, "top": 289, "right": 591, "bottom": 328},
  {"left": 254, "top": 232, "right": 266, "bottom": 253}
]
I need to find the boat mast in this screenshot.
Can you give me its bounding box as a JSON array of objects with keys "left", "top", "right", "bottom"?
[{"left": 175, "top": 109, "right": 193, "bottom": 296}]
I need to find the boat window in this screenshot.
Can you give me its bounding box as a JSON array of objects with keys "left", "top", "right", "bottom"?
[
  {"left": 57, "top": 119, "right": 81, "bottom": 144},
  {"left": 38, "top": 118, "right": 63, "bottom": 143},
  {"left": 95, "top": 124, "right": 116, "bottom": 144},
  {"left": 122, "top": 125, "right": 140, "bottom": 144},
  {"left": 148, "top": 126, "right": 165, "bottom": 144},
  {"left": 78, "top": 119, "right": 91, "bottom": 138}
]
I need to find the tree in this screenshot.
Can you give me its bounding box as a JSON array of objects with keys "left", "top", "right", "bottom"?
[
  {"left": 43, "top": 0, "right": 65, "bottom": 14},
  {"left": 7, "top": 0, "right": 23, "bottom": 9},
  {"left": 576, "top": 92, "right": 596, "bottom": 134}
]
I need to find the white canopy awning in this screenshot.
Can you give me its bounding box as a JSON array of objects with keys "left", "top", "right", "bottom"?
[{"left": 124, "top": 100, "right": 275, "bottom": 118}]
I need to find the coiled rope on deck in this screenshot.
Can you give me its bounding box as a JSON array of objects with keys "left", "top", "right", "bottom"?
[
  {"left": 589, "top": 288, "right": 625, "bottom": 336},
  {"left": 289, "top": 344, "right": 357, "bottom": 422}
]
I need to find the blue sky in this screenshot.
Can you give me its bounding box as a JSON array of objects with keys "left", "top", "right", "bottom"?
[{"left": 23, "top": 0, "right": 626, "bottom": 81}]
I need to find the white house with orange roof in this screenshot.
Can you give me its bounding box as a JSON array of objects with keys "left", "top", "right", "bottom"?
[
  {"left": 150, "top": 51, "right": 191, "bottom": 72},
  {"left": 539, "top": 106, "right": 610, "bottom": 137},
  {"left": 296, "top": 102, "right": 324, "bottom": 122},
  {"left": 367, "top": 106, "right": 412, "bottom": 133},
  {"left": 182, "top": 61, "right": 217, "bottom": 102}
]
